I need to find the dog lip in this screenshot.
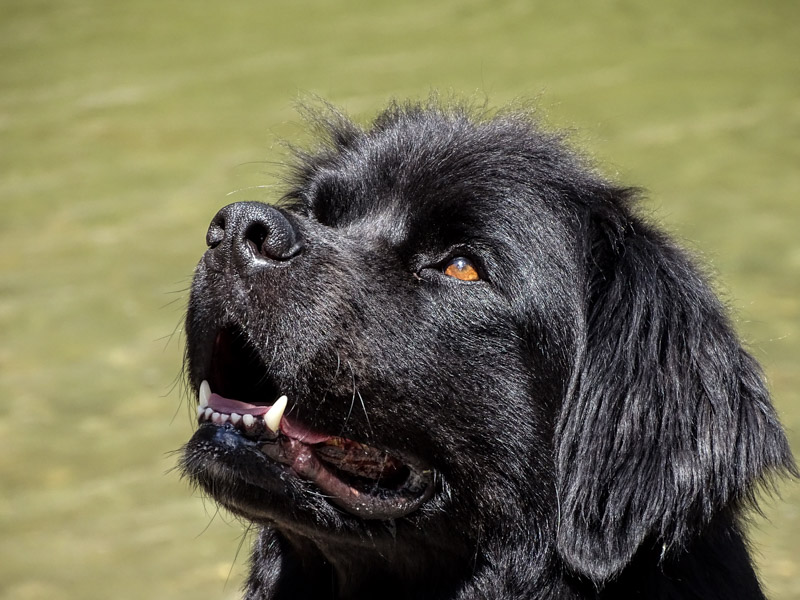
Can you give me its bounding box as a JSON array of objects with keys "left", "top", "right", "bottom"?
[{"left": 261, "top": 437, "right": 434, "bottom": 520}]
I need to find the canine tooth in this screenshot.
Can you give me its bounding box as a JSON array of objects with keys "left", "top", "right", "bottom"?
[
  {"left": 230, "top": 413, "right": 242, "bottom": 426},
  {"left": 265, "top": 395, "right": 287, "bottom": 433},
  {"left": 199, "top": 380, "right": 211, "bottom": 408},
  {"left": 242, "top": 414, "right": 255, "bottom": 428},
  {"left": 203, "top": 407, "right": 213, "bottom": 420}
]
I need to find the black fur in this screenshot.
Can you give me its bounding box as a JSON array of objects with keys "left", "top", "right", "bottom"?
[{"left": 181, "top": 101, "right": 796, "bottom": 599}]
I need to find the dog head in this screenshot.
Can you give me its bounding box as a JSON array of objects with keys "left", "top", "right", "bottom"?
[{"left": 181, "top": 102, "right": 794, "bottom": 590}]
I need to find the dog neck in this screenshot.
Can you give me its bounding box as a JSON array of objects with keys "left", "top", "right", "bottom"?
[
  {"left": 244, "top": 526, "right": 473, "bottom": 600},
  {"left": 242, "top": 512, "right": 767, "bottom": 600}
]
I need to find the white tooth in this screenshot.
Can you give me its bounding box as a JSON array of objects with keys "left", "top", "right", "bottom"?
[
  {"left": 199, "top": 380, "right": 211, "bottom": 408},
  {"left": 197, "top": 405, "right": 204, "bottom": 418},
  {"left": 230, "top": 413, "right": 242, "bottom": 426},
  {"left": 265, "top": 395, "right": 288, "bottom": 433},
  {"left": 211, "top": 412, "right": 222, "bottom": 425},
  {"left": 203, "top": 407, "right": 213, "bottom": 420},
  {"left": 220, "top": 414, "right": 230, "bottom": 424},
  {"left": 242, "top": 414, "right": 255, "bottom": 428}
]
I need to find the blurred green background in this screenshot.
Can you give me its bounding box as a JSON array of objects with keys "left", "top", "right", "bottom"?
[{"left": 1, "top": 0, "right": 798, "bottom": 598}]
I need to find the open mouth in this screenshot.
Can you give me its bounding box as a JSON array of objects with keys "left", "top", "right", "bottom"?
[{"left": 193, "top": 329, "right": 434, "bottom": 520}]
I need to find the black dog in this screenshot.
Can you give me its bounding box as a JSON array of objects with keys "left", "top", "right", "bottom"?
[{"left": 181, "top": 101, "right": 795, "bottom": 599}]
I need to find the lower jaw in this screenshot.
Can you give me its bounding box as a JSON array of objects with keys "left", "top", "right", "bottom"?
[{"left": 187, "top": 423, "right": 433, "bottom": 521}]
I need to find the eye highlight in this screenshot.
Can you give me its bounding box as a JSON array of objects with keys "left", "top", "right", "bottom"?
[{"left": 443, "top": 257, "right": 481, "bottom": 282}]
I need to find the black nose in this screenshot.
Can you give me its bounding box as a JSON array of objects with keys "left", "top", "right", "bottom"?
[{"left": 205, "top": 202, "right": 303, "bottom": 271}]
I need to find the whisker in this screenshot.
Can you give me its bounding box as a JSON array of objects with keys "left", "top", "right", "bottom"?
[
  {"left": 340, "top": 360, "right": 357, "bottom": 436},
  {"left": 356, "top": 388, "right": 373, "bottom": 440}
]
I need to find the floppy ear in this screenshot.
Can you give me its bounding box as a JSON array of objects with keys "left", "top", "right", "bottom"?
[{"left": 555, "top": 195, "right": 796, "bottom": 582}]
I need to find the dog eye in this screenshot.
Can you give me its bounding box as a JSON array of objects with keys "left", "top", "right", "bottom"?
[{"left": 443, "top": 257, "right": 481, "bottom": 282}]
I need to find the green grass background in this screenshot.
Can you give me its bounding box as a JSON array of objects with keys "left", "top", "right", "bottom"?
[{"left": 1, "top": 0, "right": 798, "bottom": 598}]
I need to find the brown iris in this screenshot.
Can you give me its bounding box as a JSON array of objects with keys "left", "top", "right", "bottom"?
[{"left": 444, "top": 257, "right": 480, "bottom": 281}]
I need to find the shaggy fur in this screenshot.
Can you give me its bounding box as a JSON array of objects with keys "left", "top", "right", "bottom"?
[{"left": 181, "top": 101, "right": 796, "bottom": 599}]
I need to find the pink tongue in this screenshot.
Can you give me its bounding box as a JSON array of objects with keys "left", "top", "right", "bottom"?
[{"left": 207, "top": 393, "right": 331, "bottom": 444}]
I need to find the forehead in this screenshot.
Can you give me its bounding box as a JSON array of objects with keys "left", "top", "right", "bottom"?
[{"left": 295, "top": 115, "right": 570, "bottom": 246}]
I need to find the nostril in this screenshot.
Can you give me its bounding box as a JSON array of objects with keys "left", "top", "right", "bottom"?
[
  {"left": 244, "top": 222, "right": 270, "bottom": 258},
  {"left": 206, "top": 217, "right": 226, "bottom": 248},
  {"left": 243, "top": 219, "right": 300, "bottom": 261}
]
